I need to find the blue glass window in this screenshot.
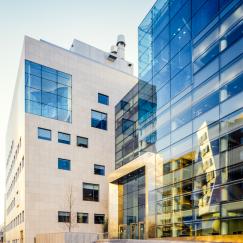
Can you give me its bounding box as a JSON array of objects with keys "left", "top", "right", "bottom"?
[
  {"left": 171, "top": 24, "right": 191, "bottom": 58},
  {"left": 192, "top": 0, "right": 207, "bottom": 15},
  {"left": 57, "top": 109, "right": 71, "bottom": 123},
  {"left": 26, "top": 101, "right": 41, "bottom": 116},
  {"left": 42, "top": 79, "right": 57, "bottom": 94},
  {"left": 25, "top": 74, "right": 41, "bottom": 90},
  {"left": 156, "top": 82, "right": 170, "bottom": 109},
  {"left": 171, "top": 64, "right": 192, "bottom": 98},
  {"left": 42, "top": 92, "right": 57, "bottom": 107},
  {"left": 192, "top": 0, "right": 219, "bottom": 38},
  {"left": 58, "top": 72, "right": 72, "bottom": 86},
  {"left": 153, "top": 2, "right": 169, "bottom": 39},
  {"left": 170, "top": 0, "right": 188, "bottom": 18},
  {"left": 192, "top": 91, "right": 219, "bottom": 118},
  {"left": 25, "top": 87, "right": 41, "bottom": 103},
  {"left": 171, "top": 108, "right": 192, "bottom": 131},
  {"left": 220, "top": 73, "right": 243, "bottom": 102},
  {"left": 42, "top": 105, "right": 57, "bottom": 120},
  {"left": 194, "top": 42, "right": 220, "bottom": 73},
  {"left": 153, "top": 26, "right": 169, "bottom": 58},
  {"left": 58, "top": 132, "right": 71, "bottom": 145},
  {"left": 170, "top": 1, "right": 191, "bottom": 40},
  {"left": 91, "top": 110, "right": 107, "bottom": 130},
  {"left": 153, "top": 64, "right": 170, "bottom": 91},
  {"left": 25, "top": 61, "right": 41, "bottom": 77},
  {"left": 94, "top": 164, "right": 105, "bottom": 176},
  {"left": 58, "top": 96, "right": 70, "bottom": 110},
  {"left": 171, "top": 42, "right": 192, "bottom": 78},
  {"left": 57, "top": 83, "right": 71, "bottom": 99},
  {"left": 38, "top": 128, "right": 51, "bottom": 141},
  {"left": 98, "top": 93, "right": 109, "bottom": 105},
  {"left": 153, "top": 45, "right": 169, "bottom": 76},
  {"left": 58, "top": 158, "right": 70, "bottom": 171},
  {"left": 25, "top": 60, "right": 72, "bottom": 123}
]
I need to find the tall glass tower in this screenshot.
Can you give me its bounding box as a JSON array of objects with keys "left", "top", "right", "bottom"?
[{"left": 109, "top": 0, "right": 243, "bottom": 240}]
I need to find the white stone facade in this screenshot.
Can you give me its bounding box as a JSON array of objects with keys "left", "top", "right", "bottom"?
[{"left": 5, "top": 36, "right": 137, "bottom": 243}]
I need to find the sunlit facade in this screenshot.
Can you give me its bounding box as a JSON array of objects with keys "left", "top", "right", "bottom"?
[{"left": 109, "top": 0, "right": 243, "bottom": 240}]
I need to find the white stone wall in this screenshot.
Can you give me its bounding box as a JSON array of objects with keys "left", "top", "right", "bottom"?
[{"left": 5, "top": 36, "right": 137, "bottom": 243}]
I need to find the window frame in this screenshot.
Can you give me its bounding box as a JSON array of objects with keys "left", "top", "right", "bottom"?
[
  {"left": 98, "top": 93, "right": 109, "bottom": 105},
  {"left": 94, "top": 214, "right": 105, "bottom": 224},
  {"left": 38, "top": 127, "right": 52, "bottom": 141},
  {"left": 94, "top": 164, "right": 105, "bottom": 176},
  {"left": 83, "top": 183, "right": 99, "bottom": 202},
  {"left": 91, "top": 110, "right": 108, "bottom": 130},
  {"left": 58, "top": 158, "right": 71, "bottom": 171},
  {"left": 58, "top": 132, "right": 71, "bottom": 145},
  {"left": 58, "top": 211, "right": 70, "bottom": 223},
  {"left": 77, "top": 212, "right": 89, "bottom": 224},
  {"left": 77, "top": 136, "right": 88, "bottom": 148}
]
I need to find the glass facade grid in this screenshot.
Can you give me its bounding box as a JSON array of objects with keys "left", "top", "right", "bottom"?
[
  {"left": 115, "top": 0, "right": 243, "bottom": 239},
  {"left": 25, "top": 60, "right": 72, "bottom": 123}
]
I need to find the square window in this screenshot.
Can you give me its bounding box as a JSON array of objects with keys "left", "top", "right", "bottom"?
[
  {"left": 94, "top": 214, "right": 105, "bottom": 224},
  {"left": 58, "top": 132, "right": 71, "bottom": 145},
  {"left": 98, "top": 93, "right": 109, "bottom": 105},
  {"left": 83, "top": 183, "right": 99, "bottom": 201},
  {"left": 94, "top": 164, "right": 105, "bottom": 176},
  {"left": 77, "top": 213, "right": 88, "bottom": 223},
  {"left": 58, "top": 158, "right": 71, "bottom": 171},
  {"left": 58, "top": 211, "right": 70, "bottom": 223},
  {"left": 38, "top": 128, "right": 51, "bottom": 141},
  {"left": 91, "top": 110, "right": 107, "bottom": 130},
  {"left": 77, "top": 136, "right": 88, "bottom": 148}
]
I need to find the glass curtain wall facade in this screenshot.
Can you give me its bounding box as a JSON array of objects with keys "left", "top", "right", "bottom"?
[
  {"left": 138, "top": 0, "right": 243, "bottom": 238},
  {"left": 25, "top": 60, "right": 72, "bottom": 123},
  {"left": 113, "top": 0, "right": 243, "bottom": 239}
]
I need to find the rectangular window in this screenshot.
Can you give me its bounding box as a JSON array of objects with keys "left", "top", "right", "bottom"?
[
  {"left": 38, "top": 128, "right": 51, "bottom": 141},
  {"left": 77, "top": 213, "right": 88, "bottom": 223},
  {"left": 98, "top": 93, "right": 109, "bottom": 105},
  {"left": 58, "top": 158, "right": 71, "bottom": 171},
  {"left": 25, "top": 60, "right": 72, "bottom": 123},
  {"left": 94, "top": 214, "right": 105, "bottom": 224},
  {"left": 77, "top": 136, "right": 88, "bottom": 148},
  {"left": 91, "top": 110, "right": 107, "bottom": 130},
  {"left": 94, "top": 164, "right": 105, "bottom": 176},
  {"left": 58, "top": 132, "right": 71, "bottom": 145},
  {"left": 58, "top": 211, "right": 70, "bottom": 223},
  {"left": 83, "top": 183, "right": 99, "bottom": 201}
]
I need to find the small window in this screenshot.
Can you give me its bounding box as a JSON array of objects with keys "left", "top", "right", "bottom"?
[
  {"left": 77, "top": 136, "right": 88, "bottom": 148},
  {"left": 58, "top": 158, "right": 71, "bottom": 171},
  {"left": 98, "top": 93, "right": 109, "bottom": 105},
  {"left": 38, "top": 128, "right": 51, "bottom": 141},
  {"left": 58, "top": 211, "right": 70, "bottom": 222},
  {"left": 77, "top": 212, "right": 88, "bottom": 223},
  {"left": 94, "top": 214, "right": 105, "bottom": 224},
  {"left": 94, "top": 164, "right": 105, "bottom": 176},
  {"left": 58, "top": 132, "right": 71, "bottom": 144},
  {"left": 91, "top": 110, "right": 107, "bottom": 130},
  {"left": 83, "top": 183, "right": 99, "bottom": 201}
]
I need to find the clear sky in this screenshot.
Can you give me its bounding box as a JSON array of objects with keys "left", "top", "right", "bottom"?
[{"left": 0, "top": 0, "right": 155, "bottom": 225}]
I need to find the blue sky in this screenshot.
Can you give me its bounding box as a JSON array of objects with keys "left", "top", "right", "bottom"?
[{"left": 0, "top": 0, "right": 155, "bottom": 224}]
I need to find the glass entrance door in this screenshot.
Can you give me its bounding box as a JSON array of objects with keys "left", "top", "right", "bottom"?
[
  {"left": 130, "top": 223, "right": 138, "bottom": 239},
  {"left": 139, "top": 222, "right": 145, "bottom": 239},
  {"left": 119, "top": 224, "right": 127, "bottom": 239}
]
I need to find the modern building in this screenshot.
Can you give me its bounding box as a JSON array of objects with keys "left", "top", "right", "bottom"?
[
  {"left": 109, "top": 0, "right": 243, "bottom": 240},
  {"left": 4, "top": 35, "right": 137, "bottom": 243}
]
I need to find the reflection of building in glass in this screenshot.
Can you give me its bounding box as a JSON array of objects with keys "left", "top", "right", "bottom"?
[{"left": 109, "top": 0, "right": 243, "bottom": 240}]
